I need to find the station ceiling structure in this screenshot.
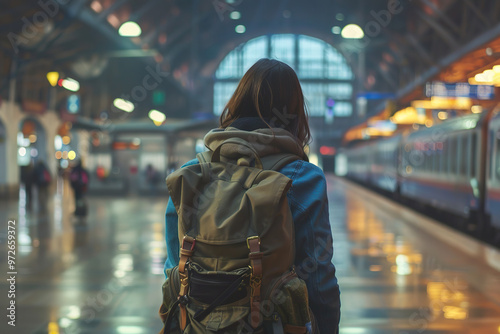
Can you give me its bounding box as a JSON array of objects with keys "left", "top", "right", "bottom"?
[{"left": 1, "top": 0, "right": 500, "bottom": 127}]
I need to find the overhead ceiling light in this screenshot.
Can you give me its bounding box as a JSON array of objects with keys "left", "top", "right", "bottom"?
[
  {"left": 46, "top": 72, "right": 59, "bottom": 87},
  {"left": 113, "top": 98, "right": 134, "bottom": 112},
  {"left": 59, "top": 78, "right": 80, "bottom": 92},
  {"left": 341, "top": 24, "right": 364, "bottom": 39},
  {"left": 471, "top": 105, "right": 482, "bottom": 114},
  {"left": 438, "top": 111, "right": 448, "bottom": 120},
  {"left": 230, "top": 11, "right": 241, "bottom": 20},
  {"left": 235, "top": 25, "right": 246, "bottom": 34},
  {"left": 107, "top": 14, "right": 121, "bottom": 28},
  {"left": 335, "top": 13, "right": 345, "bottom": 21},
  {"left": 331, "top": 26, "right": 341, "bottom": 35},
  {"left": 148, "top": 109, "right": 166, "bottom": 126},
  {"left": 90, "top": 0, "right": 103, "bottom": 12},
  {"left": 118, "top": 21, "right": 142, "bottom": 37}
]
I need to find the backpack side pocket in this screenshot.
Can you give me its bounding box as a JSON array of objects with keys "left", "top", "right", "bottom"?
[
  {"left": 159, "top": 267, "right": 181, "bottom": 333},
  {"left": 267, "top": 270, "right": 312, "bottom": 333}
]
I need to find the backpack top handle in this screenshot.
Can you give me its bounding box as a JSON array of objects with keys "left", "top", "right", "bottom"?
[{"left": 211, "top": 138, "right": 264, "bottom": 169}]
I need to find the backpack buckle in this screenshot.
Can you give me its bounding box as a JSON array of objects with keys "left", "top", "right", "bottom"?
[
  {"left": 182, "top": 236, "right": 196, "bottom": 251},
  {"left": 246, "top": 236, "right": 260, "bottom": 249}
]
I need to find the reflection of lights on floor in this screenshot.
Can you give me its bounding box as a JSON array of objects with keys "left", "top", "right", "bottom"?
[
  {"left": 48, "top": 322, "right": 59, "bottom": 334},
  {"left": 66, "top": 305, "right": 81, "bottom": 319},
  {"left": 117, "top": 326, "right": 145, "bottom": 334},
  {"left": 59, "top": 317, "right": 72, "bottom": 328},
  {"left": 443, "top": 305, "right": 467, "bottom": 320},
  {"left": 340, "top": 328, "right": 367, "bottom": 334},
  {"left": 395, "top": 254, "right": 412, "bottom": 275},
  {"left": 114, "top": 270, "right": 126, "bottom": 278},
  {"left": 113, "top": 254, "right": 134, "bottom": 271}
]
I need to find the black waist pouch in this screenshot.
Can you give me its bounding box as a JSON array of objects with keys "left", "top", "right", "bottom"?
[{"left": 188, "top": 263, "right": 250, "bottom": 305}]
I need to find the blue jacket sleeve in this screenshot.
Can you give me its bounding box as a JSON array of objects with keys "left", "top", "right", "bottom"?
[
  {"left": 164, "top": 159, "right": 199, "bottom": 278},
  {"left": 164, "top": 197, "right": 180, "bottom": 277},
  {"left": 280, "top": 160, "right": 341, "bottom": 334}
]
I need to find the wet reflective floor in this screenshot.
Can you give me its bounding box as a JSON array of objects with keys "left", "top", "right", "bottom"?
[{"left": 1, "top": 175, "right": 500, "bottom": 334}]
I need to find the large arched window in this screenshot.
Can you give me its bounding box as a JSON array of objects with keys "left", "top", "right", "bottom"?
[{"left": 213, "top": 34, "right": 354, "bottom": 117}]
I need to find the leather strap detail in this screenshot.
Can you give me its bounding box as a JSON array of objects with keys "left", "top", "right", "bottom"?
[
  {"left": 178, "top": 236, "right": 195, "bottom": 331},
  {"left": 247, "top": 236, "right": 263, "bottom": 329},
  {"left": 284, "top": 324, "right": 308, "bottom": 334},
  {"left": 180, "top": 306, "right": 187, "bottom": 330}
]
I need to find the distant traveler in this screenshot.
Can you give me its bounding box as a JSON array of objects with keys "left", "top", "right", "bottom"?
[
  {"left": 160, "top": 59, "right": 340, "bottom": 333},
  {"left": 70, "top": 160, "right": 89, "bottom": 217},
  {"left": 146, "top": 164, "right": 160, "bottom": 189},
  {"left": 21, "top": 161, "right": 35, "bottom": 210},
  {"left": 33, "top": 160, "right": 51, "bottom": 212}
]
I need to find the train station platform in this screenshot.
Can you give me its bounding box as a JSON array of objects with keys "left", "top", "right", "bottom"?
[{"left": 1, "top": 175, "right": 500, "bottom": 334}]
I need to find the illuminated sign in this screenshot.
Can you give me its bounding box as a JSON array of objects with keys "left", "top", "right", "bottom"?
[{"left": 425, "top": 82, "right": 494, "bottom": 100}]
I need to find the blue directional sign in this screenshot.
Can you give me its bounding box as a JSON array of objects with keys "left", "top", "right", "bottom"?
[{"left": 425, "top": 82, "right": 495, "bottom": 100}]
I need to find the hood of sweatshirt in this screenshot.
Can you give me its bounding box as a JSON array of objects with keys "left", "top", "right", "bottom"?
[{"left": 203, "top": 126, "right": 308, "bottom": 162}]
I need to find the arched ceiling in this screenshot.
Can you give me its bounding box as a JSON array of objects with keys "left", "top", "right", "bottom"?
[{"left": 1, "top": 0, "right": 500, "bottom": 121}]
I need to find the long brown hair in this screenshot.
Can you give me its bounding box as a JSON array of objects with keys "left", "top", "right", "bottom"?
[{"left": 219, "top": 58, "right": 311, "bottom": 147}]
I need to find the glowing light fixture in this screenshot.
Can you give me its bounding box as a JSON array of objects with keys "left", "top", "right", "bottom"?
[
  {"left": 341, "top": 24, "right": 364, "bottom": 39},
  {"left": 47, "top": 72, "right": 59, "bottom": 86},
  {"left": 90, "top": 0, "right": 103, "bottom": 12},
  {"left": 390, "top": 107, "right": 427, "bottom": 125},
  {"left": 469, "top": 65, "right": 500, "bottom": 86},
  {"left": 18, "top": 147, "right": 26, "bottom": 157},
  {"left": 412, "top": 97, "right": 472, "bottom": 110},
  {"left": 471, "top": 105, "right": 482, "bottom": 114},
  {"left": 118, "top": 21, "right": 142, "bottom": 37},
  {"left": 68, "top": 151, "right": 76, "bottom": 160},
  {"left": 113, "top": 98, "right": 134, "bottom": 112},
  {"left": 230, "top": 11, "right": 241, "bottom": 20},
  {"left": 148, "top": 109, "right": 166, "bottom": 126},
  {"left": 331, "top": 26, "right": 341, "bottom": 35},
  {"left": 235, "top": 25, "right": 246, "bottom": 34},
  {"left": 59, "top": 78, "right": 80, "bottom": 92},
  {"left": 438, "top": 111, "right": 448, "bottom": 120}
]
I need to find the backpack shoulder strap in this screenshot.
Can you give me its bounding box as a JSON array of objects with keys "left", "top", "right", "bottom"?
[
  {"left": 196, "top": 151, "right": 212, "bottom": 163},
  {"left": 261, "top": 153, "right": 302, "bottom": 171}
]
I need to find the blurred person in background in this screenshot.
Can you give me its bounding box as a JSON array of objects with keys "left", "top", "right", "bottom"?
[
  {"left": 20, "top": 160, "right": 35, "bottom": 210},
  {"left": 70, "top": 159, "right": 89, "bottom": 217},
  {"left": 33, "top": 160, "right": 51, "bottom": 213}
]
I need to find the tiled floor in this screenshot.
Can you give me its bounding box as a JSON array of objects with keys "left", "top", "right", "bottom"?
[{"left": 1, "top": 175, "right": 500, "bottom": 334}]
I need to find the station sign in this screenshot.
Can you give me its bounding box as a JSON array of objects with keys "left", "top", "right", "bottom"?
[{"left": 425, "top": 82, "right": 495, "bottom": 100}]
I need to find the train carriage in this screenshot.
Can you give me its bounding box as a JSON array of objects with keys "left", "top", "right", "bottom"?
[
  {"left": 399, "top": 115, "right": 482, "bottom": 221},
  {"left": 486, "top": 110, "right": 500, "bottom": 235}
]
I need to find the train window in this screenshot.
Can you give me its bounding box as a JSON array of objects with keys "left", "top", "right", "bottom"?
[
  {"left": 459, "top": 136, "right": 467, "bottom": 176},
  {"left": 470, "top": 134, "right": 477, "bottom": 178},
  {"left": 438, "top": 139, "right": 444, "bottom": 174},
  {"left": 496, "top": 133, "right": 500, "bottom": 181},
  {"left": 449, "top": 137, "right": 457, "bottom": 175},
  {"left": 425, "top": 150, "right": 431, "bottom": 171},
  {"left": 441, "top": 137, "right": 450, "bottom": 174},
  {"left": 432, "top": 150, "right": 437, "bottom": 172}
]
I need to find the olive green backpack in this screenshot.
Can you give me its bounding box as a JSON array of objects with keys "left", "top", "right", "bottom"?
[{"left": 160, "top": 138, "right": 316, "bottom": 334}]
